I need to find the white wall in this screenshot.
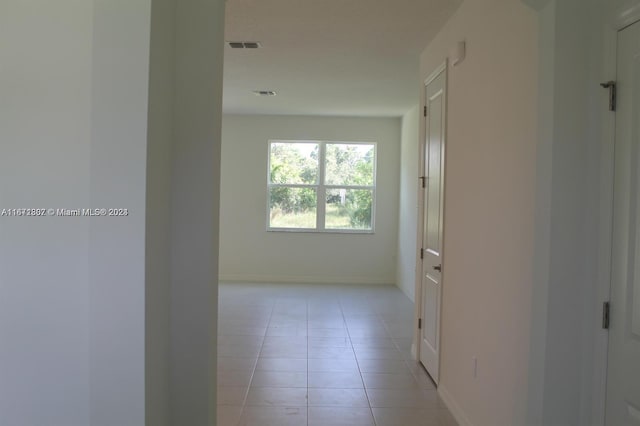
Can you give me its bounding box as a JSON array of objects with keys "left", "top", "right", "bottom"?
[
  {"left": 219, "top": 115, "right": 400, "bottom": 285},
  {"left": 89, "top": 1, "right": 151, "bottom": 424},
  {"left": 145, "top": 0, "right": 175, "bottom": 422},
  {"left": 0, "top": 1, "right": 152, "bottom": 424},
  {"left": 527, "top": 0, "right": 632, "bottom": 424},
  {"left": 417, "top": 1, "right": 538, "bottom": 424},
  {"left": 0, "top": 2, "right": 92, "bottom": 423},
  {"left": 169, "top": 0, "right": 224, "bottom": 424},
  {"left": 396, "top": 106, "right": 421, "bottom": 301},
  {"left": 0, "top": 0, "right": 225, "bottom": 424}
]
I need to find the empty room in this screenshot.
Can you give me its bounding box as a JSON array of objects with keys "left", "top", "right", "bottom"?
[
  {"left": 2, "top": 0, "right": 638, "bottom": 425},
  {"left": 216, "top": 0, "right": 441, "bottom": 423},
  {"left": 217, "top": 0, "right": 537, "bottom": 424}
]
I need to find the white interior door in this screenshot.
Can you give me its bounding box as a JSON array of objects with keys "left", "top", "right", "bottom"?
[
  {"left": 606, "top": 20, "right": 640, "bottom": 426},
  {"left": 419, "top": 67, "right": 446, "bottom": 384}
]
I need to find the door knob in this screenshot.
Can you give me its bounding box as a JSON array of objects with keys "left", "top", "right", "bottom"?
[{"left": 433, "top": 264, "right": 442, "bottom": 272}]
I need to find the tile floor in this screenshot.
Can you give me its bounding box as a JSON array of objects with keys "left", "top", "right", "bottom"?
[{"left": 217, "top": 283, "right": 457, "bottom": 426}]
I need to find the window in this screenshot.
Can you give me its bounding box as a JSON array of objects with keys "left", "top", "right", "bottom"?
[{"left": 268, "top": 140, "right": 376, "bottom": 232}]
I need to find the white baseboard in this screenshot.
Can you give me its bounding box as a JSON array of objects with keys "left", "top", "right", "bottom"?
[
  {"left": 218, "top": 274, "right": 394, "bottom": 286},
  {"left": 438, "top": 385, "right": 474, "bottom": 426}
]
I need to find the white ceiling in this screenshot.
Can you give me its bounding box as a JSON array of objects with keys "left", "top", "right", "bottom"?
[{"left": 223, "top": 0, "right": 462, "bottom": 117}]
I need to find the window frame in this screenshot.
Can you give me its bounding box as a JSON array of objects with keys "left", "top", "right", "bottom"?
[{"left": 266, "top": 139, "right": 377, "bottom": 234}]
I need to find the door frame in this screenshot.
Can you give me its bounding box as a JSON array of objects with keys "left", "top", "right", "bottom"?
[
  {"left": 582, "top": 4, "right": 640, "bottom": 424},
  {"left": 603, "top": 17, "right": 640, "bottom": 426},
  {"left": 414, "top": 60, "right": 448, "bottom": 373},
  {"left": 596, "top": 5, "right": 640, "bottom": 424},
  {"left": 598, "top": 5, "right": 640, "bottom": 424},
  {"left": 521, "top": 1, "right": 640, "bottom": 424}
]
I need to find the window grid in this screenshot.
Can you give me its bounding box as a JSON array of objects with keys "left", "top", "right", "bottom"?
[{"left": 267, "top": 140, "right": 376, "bottom": 233}]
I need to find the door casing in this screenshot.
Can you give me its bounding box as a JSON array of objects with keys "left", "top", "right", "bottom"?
[
  {"left": 594, "top": 7, "right": 640, "bottom": 425},
  {"left": 414, "top": 60, "right": 448, "bottom": 380},
  {"left": 409, "top": 5, "right": 640, "bottom": 421},
  {"left": 604, "top": 19, "right": 640, "bottom": 425}
]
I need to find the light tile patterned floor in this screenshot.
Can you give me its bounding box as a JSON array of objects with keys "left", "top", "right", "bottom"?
[{"left": 217, "top": 283, "right": 457, "bottom": 426}]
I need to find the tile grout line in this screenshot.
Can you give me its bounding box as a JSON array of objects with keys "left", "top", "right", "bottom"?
[
  {"left": 379, "top": 300, "right": 442, "bottom": 418},
  {"left": 236, "top": 300, "right": 275, "bottom": 424},
  {"left": 306, "top": 296, "right": 310, "bottom": 426},
  {"left": 218, "top": 284, "right": 453, "bottom": 425},
  {"left": 382, "top": 312, "right": 439, "bottom": 395},
  {"left": 339, "top": 296, "right": 379, "bottom": 426},
  {"left": 378, "top": 302, "right": 425, "bottom": 385}
]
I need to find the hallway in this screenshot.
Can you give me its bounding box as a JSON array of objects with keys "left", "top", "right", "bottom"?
[{"left": 217, "top": 283, "right": 457, "bottom": 425}]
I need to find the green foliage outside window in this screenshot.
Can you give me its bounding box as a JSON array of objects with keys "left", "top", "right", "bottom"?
[{"left": 269, "top": 141, "right": 375, "bottom": 230}]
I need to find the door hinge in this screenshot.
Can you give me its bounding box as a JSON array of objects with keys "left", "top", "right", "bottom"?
[
  {"left": 420, "top": 248, "right": 424, "bottom": 259},
  {"left": 419, "top": 176, "right": 426, "bottom": 188},
  {"left": 602, "top": 301, "right": 610, "bottom": 330},
  {"left": 600, "top": 81, "right": 617, "bottom": 111},
  {"left": 418, "top": 318, "right": 422, "bottom": 329},
  {"left": 424, "top": 106, "right": 427, "bottom": 117}
]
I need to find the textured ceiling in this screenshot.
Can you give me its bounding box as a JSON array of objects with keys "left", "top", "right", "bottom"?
[{"left": 223, "top": 0, "right": 462, "bottom": 117}]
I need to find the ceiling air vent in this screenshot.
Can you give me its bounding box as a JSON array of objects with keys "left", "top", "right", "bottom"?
[
  {"left": 227, "top": 41, "right": 262, "bottom": 49},
  {"left": 253, "top": 90, "right": 277, "bottom": 97}
]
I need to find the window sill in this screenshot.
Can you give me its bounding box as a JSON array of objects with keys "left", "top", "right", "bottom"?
[{"left": 267, "top": 228, "right": 375, "bottom": 234}]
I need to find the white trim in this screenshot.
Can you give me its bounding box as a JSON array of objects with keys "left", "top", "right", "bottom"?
[
  {"left": 520, "top": 0, "right": 551, "bottom": 12},
  {"left": 317, "top": 141, "right": 327, "bottom": 230},
  {"left": 591, "top": 11, "right": 640, "bottom": 426},
  {"left": 524, "top": 2, "right": 631, "bottom": 424},
  {"left": 415, "top": 59, "right": 448, "bottom": 375},
  {"left": 424, "top": 60, "right": 448, "bottom": 86},
  {"left": 267, "top": 227, "right": 374, "bottom": 234},
  {"left": 608, "top": 1, "right": 640, "bottom": 30},
  {"left": 266, "top": 139, "right": 377, "bottom": 233},
  {"left": 219, "top": 274, "right": 394, "bottom": 285},
  {"left": 590, "top": 19, "right": 618, "bottom": 426},
  {"left": 438, "top": 385, "right": 473, "bottom": 426}
]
